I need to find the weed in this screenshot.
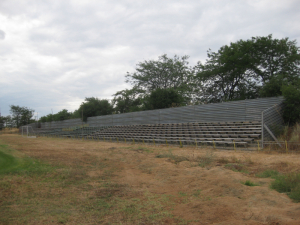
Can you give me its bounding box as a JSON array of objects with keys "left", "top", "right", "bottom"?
[
  {"left": 197, "top": 150, "right": 214, "bottom": 168},
  {"left": 225, "top": 163, "right": 248, "bottom": 173},
  {"left": 178, "top": 191, "right": 187, "bottom": 197},
  {"left": 243, "top": 180, "right": 259, "bottom": 186},
  {"left": 135, "top": 146, "right": 153, "bottom": 153},
  {"left": 155, "top": 150, "right": 188, "bottom": 164},
  {"left": 192, "top": 189, "right": 201, "bottom": 197},
  {"left": 218, "top": 157, "right": 229, "bottom": 164},
  {"left": 256, "top": 170, "right": 279, "bottom": 178},
  {"left": 270, "top": 172, "right": 300, "bottom": 202},
  {"left": 230, "top": 156, "right": 240, "bottom": 163},
  {"left": 244, "top": 157, "right": 254, "bottom": 165}
]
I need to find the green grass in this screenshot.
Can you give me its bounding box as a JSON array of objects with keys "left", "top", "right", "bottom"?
[
  {"left": 242, "top": 180, "right": 259, "bottom": 186},
  {"left": 198, "top": 150, "right": 214, "bottom": 168},
  {"left": 155, "top": 150, "right": 188, "bottom": 164},
  {"left": 0, "top": 142, "right": 185, "bottom": 224},
  {"left": 256, "top": 169, "right": 279, "bottom": 178},
  {"left": 0, "top": 145, "right": 54, "bottom": 177},
  {"left": 225, "top": 163, "right": 248, "bottom": 173},
  {"left": 270, "top": 173, "right": 300, "bottom": 202},
  {"left": 0, "top": 147, "right": 19, "bottom": 172},
  {"left": 255, "top": 169, "right": 300, "bottom": 202}
]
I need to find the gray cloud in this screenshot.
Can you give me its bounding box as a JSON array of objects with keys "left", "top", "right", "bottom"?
[
  {"left": 0, "top": 30, "right": 5, "bottom": 40},
  {"left": 0, "top": 0, "right": 299, "bottom": 117}
]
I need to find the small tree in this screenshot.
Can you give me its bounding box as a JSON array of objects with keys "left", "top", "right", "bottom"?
[
  {"left": 9, "top": 105, "right": 35, "bottom": 128},
  {"left": 78, "top": 97, "right": 113, "bottom": 122}
]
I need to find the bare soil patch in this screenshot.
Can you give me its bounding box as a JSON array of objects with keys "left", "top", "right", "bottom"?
[{"left": 1, "top": 134, "right": 300, "bottom": 224}]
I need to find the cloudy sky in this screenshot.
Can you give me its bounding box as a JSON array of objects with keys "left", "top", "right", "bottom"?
[{"left": 1, "top": 0, "right": 299, "bottom": 118}]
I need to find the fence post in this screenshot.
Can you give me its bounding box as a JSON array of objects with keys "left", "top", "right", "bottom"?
[
  {"left": 233, "top": 140, "right": 236, "bottom": 152},
  {"left": 285, "top": 140, "right": 288, "bottom": 154},
  {"left": 261, "top": 111, "right": 264, "bottom": 149}
]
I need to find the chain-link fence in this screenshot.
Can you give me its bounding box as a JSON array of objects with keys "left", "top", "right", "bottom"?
[{"left": 261, "top": 102, "right": 285, "bottom": 148}]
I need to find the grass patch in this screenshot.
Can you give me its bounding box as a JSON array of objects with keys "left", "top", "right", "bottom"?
[
  {"left": 256, "top": 170, "right": 279, "bottom": 178},
  {"left": 242, "top": 180, "right": 259, "bottom": 186},
  {"left": 197, "top": 150, "right": 214, "bottom": 168},
  {"left": 0, "top": 144, "right": 54, "bottom": 176},
  {"left": 134, "top": 146, "right": 153, "bottom": 153},
  {"left": 156, "top": 150, "right": 188, "bottom": 164},
  {"left": 225, "top": 163, "right": 248, "bottom": 173},
  {"left": 0, "top": 146, "right": 19, "bottom": 171},
  {"left": 270, "top": 173, "right": 300, "bottom": 202}
]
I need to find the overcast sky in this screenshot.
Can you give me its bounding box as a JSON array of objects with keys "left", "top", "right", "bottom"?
[{"left": 0, "top": 0, "right": 299, "bottom": 118}]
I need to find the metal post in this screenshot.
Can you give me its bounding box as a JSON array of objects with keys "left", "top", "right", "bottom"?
[{"left": 261, "top": 111, "right": 264, "bottom": 149}]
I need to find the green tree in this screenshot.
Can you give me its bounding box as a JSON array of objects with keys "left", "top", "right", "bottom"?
[
  {"left": 112, "top": 88, "right": 144, "bottom": 113},
  {"left": 52, "top": 109, "right": 72, "bottom": 121},
  {"left": 195, "top": 40, "right": 259, "bottom": 103},
  {"left": 196, "top": 35, "right": 300, "bottom": 104},
  {"left": 251, "top": 34, "right": 300, "bottom": 83},
  {"left": 145, "top": 88, "right": 185, "bottom": 110},
  {"left": 78, "top": 97, "right": 113, "bottom": 122},
  {"left": 9, "top": 105, "right": 35, "bottom": 128},
  {"left": 281, "top": 84, "right": 300, "bottom": 124},
  {"left": 125, "top": 54, "right": 193, "bottom": 101}
]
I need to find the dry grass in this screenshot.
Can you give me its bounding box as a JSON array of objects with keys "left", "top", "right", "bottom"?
[
  {"left": 0, "top": 128, "right": 19, "bottom": 134},
  {"left": 1, "top": 134, "right": 300, "bottom": 224}
]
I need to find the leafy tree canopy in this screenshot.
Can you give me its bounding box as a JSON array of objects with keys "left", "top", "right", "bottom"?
[
  {"left": 78, "top": 97, "right": 113, "bottom": 122},
  {"left": 9, "top": 105, "right": 35, "bottom": 128},
  {"left": 145, "top": 88, "right": 185, "bottom": 110},
  {"left": 196, "top": 34, "right": 300, "bottom": 104},
  {"left": 112, "top": 88, "right": 145, "bottom": 114},
  {"left": 125, "top": 54, "right": 193, "bottom": 100}
]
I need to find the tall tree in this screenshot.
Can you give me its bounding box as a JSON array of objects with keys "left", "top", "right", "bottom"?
[
  {"left": 195, "top": 40, "right": 259, "bottom": 103},
  {"left": 125, "top": 54, "right": 193, "bottom": 101},
  {"left": 251, "top": 34, "right": 300, "bottom": 83},
  {"left": 196, "top": 35, "right": 300, "bottom": 103},
  {"left": 112, "top": 88, "right": 144, "bottom": 114},
  {"left": 9, "top": 105, "right": 35, "bottom": 128},
  {"left": 78, "top": 97, "right": 113, "bottom": 122},
  {"left": 145, "top": 88, "right": 185, "bottom": 110}
]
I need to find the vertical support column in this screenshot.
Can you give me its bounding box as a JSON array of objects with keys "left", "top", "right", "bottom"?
[
  {"left": 261, "top": 111, "right": 264, "bottom": 149},
  {"left": 159, "top": 110, "right": 161, "bottom": 124}
]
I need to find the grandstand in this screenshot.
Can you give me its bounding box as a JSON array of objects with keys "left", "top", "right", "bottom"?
[{"left": 22, "top": 96, "right": 284, "bottom": 148}]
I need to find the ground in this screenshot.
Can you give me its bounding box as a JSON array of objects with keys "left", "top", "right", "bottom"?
[{"left": 0, "top": 134, "right": 300, "bottom": 225}]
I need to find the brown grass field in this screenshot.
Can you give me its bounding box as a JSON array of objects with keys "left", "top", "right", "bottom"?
[{"left": 1, "top": 134, "right": 300, "bottom": 225}]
